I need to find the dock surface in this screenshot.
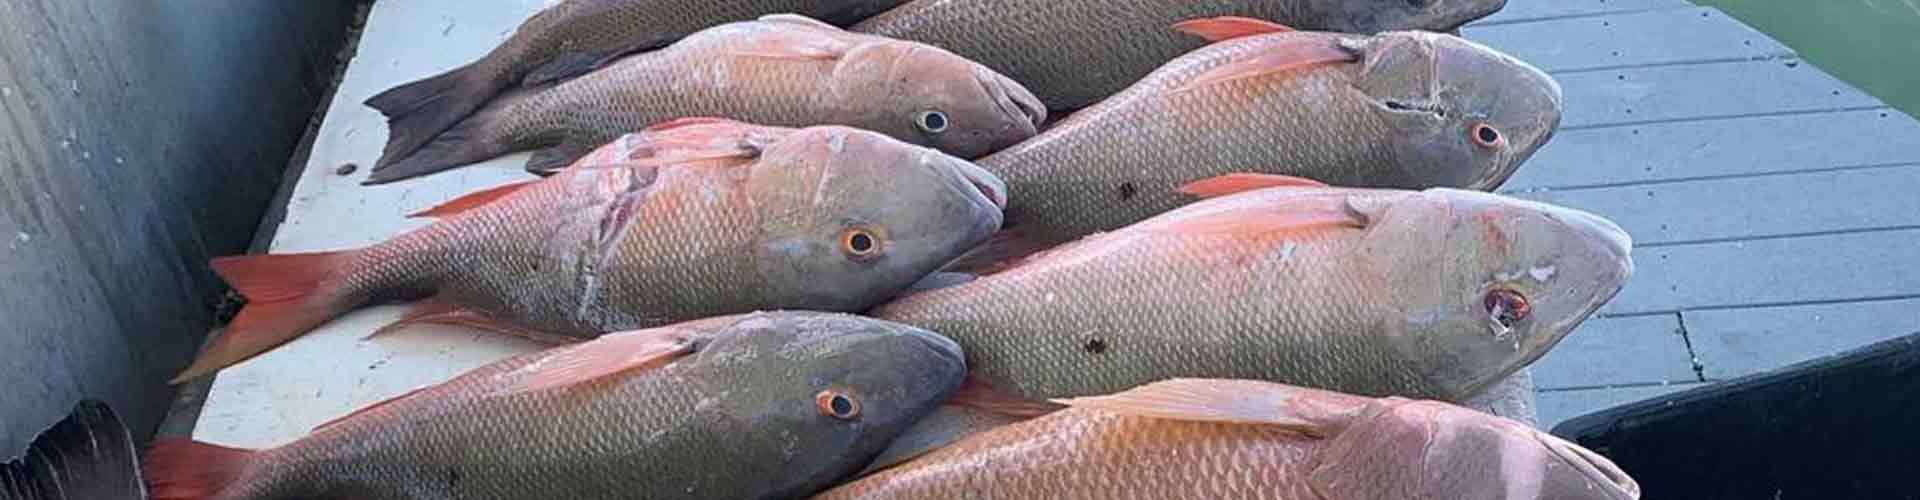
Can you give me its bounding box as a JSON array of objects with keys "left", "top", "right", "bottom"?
[{"left": 194, "top": 0, "right": 1920, "bottom": 445}]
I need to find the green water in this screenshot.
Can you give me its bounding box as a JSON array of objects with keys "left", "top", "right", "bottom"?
[{"left": 1695, "top": 0, "right": 1920, "bottom": 117}]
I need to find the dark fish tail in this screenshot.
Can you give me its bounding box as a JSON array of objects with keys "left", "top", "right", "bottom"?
[
  {"left": 1, "top": 400, "right": 147, "bottom": 500},
  {"left": 364, "top": 60, "right": 504, "bottom": 164},
  {"left": 368, "top": 85, "right": 541, "bottom": 185}
]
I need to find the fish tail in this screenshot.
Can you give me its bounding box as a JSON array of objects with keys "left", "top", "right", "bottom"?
[
  {"left": 364, "top": 61, "right": 502, "bottom": 164},
  {"left": 145, "top": 438, "right": 257, "bottom": 500},
  {"left": 1, "top": 400, "right": 146, "bottom": 500},
  {"left": 367, "top": 84, "right": 538, "bottom": 185},
  {"left": 170, "top": 251, "right": 357, "bottom": 384}
]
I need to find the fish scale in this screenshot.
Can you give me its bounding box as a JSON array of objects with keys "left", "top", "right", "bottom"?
[
  {"left": 854, "top": 0, "right": 1506, "bottom": 110},
  {"left": 975, "top": 29, "right": 1562, "bottom": 241}
]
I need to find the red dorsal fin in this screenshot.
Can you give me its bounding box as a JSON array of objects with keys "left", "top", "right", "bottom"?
[
  {"left": 1174, "top": 16, "right": 1296, "bottom": 43},
  {"left": 946, "top": 375, "right": 1067, "bottom": 418},
  {"left": 645, "top": 116, "right": 742, "bottom": 133},
  {"left": 1176, "top": 38, "right": 1358, "bottom": 93},
  {"left": 1142, "top": 191, "right": 1368, "bottom": 236},
  {"left": 732, "top": 27, "right": 852, "bottom": 61},
  {"left": 492, "top": 327, "right": 698, "bottom": 396},
  {"left": 408, "top": 180, "right": 537, "bottom": 218},
  {"left": 311, "top": 384, "right": 433, "bottom": 432},
  {"left": 1056, "top": 379, "right": 1374, "bottom": 437},
  {"left": 1178, "top": 173, "right": 1330, "bottom": 199}
]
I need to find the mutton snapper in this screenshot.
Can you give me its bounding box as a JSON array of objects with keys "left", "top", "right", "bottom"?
[
  {"left": 370, "top": 14, "right": 1044, "bottom": 184},
  {"left": 973, "top": 22, "right": 1561, "bottom": 248},
  {"left": 173, "top": 121, "right": 1005, "bottom": 383},
  {"left": 148, "top": 312, "right": 968, "bottom": 500}
]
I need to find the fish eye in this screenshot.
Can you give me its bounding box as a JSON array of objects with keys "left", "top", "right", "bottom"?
[
  {"left": 839, "top": 227, "right": 884, "bottom": 261},
  {"left": 1484, "top": 288, "right": 1531, "bottom": 328},
  {"left": 815, "top": 390, "right": 861, "bottom": 420},
  {"left": 1471, "top": 123, "right": 1504, "bottom": 149},
  {"left": 916, "top": 110, "right": 950, "bottom": 134}
]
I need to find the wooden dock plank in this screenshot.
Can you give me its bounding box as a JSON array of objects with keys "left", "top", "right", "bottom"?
[
  {"left": 1477, "top": 0, "right": 1691, "bottom": 26},
  {"left": 1558, "top": 59, "right": 1881, "bottom": 129},
  {"left": 1539, "top": 383, "right": 1703, "bottom": 430},
  {"left": 1602, "top": 228, "right": 1920, "bottom": 316},
  {"left": 1505, "top": 109, "right": 1920, "bottom": 191},
  {"left": 1532, "top": 315, "right": 1695, "bottom": 390},
  {"left": 1466, "top": 7, "right": 1792, "bottom": 73},
  {"left": 1684, "top": 299, "right": 1920, "bottom": 379},
  {"left": 1520, "top": 164, "right": 1920, "bottom": 246}
]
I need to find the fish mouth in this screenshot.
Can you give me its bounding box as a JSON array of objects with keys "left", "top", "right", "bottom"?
[
  {"left": 897, "top": 327, "right": 966, "bottom": 373},
  {"left": 950, "top": 159, "right": 1009, "bottom": 210},
  {"left": 1537, "top": 431, "right": 1641, "bottom": 499},
  {"left": 976, "top": 67, "right": 1047, "bottom": 136}
]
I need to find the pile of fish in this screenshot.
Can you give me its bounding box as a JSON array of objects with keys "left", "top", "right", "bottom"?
[{"left": 139, "top": 1, "right": 1644, "bottom": 499}]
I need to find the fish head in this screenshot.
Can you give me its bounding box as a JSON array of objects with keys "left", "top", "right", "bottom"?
[
  {"left": 1307, "top": 0, "right": 1509, "bottom": 33},
  {"left": 1347, "top": 31, "right": 1562, "bottom": 190},
  {"left": 703, "top": 312, "right": 967, "bottom": 496},
  {"left": 831, "top": 41, "right": 1045, "bottom": 159},
  {"left": 1308, "top": 400, "right": 1641, "bottom": 499},
  {"left": 1353, "top": 188, "right": 1631, "bottom": 399},
  {"left": 750, "top": 126, "right": 1006, "bottom": 312}
]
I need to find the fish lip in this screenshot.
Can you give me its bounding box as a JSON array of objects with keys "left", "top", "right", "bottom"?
[
  {"left": 950, "top": 159, "right": 1009, "bottom": 211},
  {"left": 977, "top": 67, "right": 1046, "bottom": 135},
  {"left": 897, "top": 327, "right": 966, "bottom": 371}
]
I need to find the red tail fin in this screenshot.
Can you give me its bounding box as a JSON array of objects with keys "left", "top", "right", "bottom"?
[
  {"left": 171, "top": 251, "right": 353, "bottom": 384},
  {"left": 146, "top": 438, "right": 255, "bottom": 500}
]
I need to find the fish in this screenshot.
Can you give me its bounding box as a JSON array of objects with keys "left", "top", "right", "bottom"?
[
  {"left": 854, "top": 0, "right": 1509, "bottom": 110},
  {"left": 874, "top": 175, "right": 1632, "bottom": 404},
  {"left": 1, "top": 399, "right": 147, "bottom": 500},
  {"left": 369, "top": 14, "right": 1045, "bottom": 184},
  {"left": 146, "top": 311, "right": 968, "bottom": 500},
  {"left": 816, "top": 378, "right": 1641, "bottom": 499},
  {"left": 171, "top": 120, "right": 1005, "bottom": 383},
  {"left": 967, "top": 23, "right": 1561, "bottom": 247},
  {"left": 365, "top": 0, "right": 911, "bottom": 165}
]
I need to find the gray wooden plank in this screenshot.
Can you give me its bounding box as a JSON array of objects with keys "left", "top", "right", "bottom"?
[
  {"left": 1538, "top": 383, "right": 1702, "bottom": 429},
  {"left": 1466, "top": 7, "right": 1791, "bottom": 73},
  {"left": 1604, "top": 228, "right": 1920, "bottom": 315},
  {"left": 1477, "top": 0, "right": 1690, "bottom": 25},
  {"left": 1559, "top": 59, "right": 1882, "bottom": 128},
  {"left": 1684, "top": 299, "right": 1920, "bottom": 379},
  {"left": 1519, "top": 164, "right": 1920, "bottom": 246},
  {"left": 1533, "top": 315, "right": 1695, "bottom": 389},
  {"left": 1505, "top": 109, "right": 1920, "bottom": 190}
]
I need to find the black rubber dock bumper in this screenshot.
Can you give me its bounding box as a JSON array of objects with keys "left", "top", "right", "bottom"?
[{"left": 1552, "top": 332, "right": 1920, "bottom": 500}]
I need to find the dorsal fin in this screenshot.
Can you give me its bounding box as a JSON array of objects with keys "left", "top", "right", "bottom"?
[
  {"left": 757, "top": 13, "right": 841, "bottom": 31},
  {"left": 732, "top": 26, "right": 853, "bottom": 61},
  {"left": 492, "top": 327, "right": 698, "bottom": 396},
  {"left": 1174, "top": 16, "right": 1296, "bottom": 43},
  {"left": 1179, "top": 173, "right": 1330, "bottom": 199},
  {"left": 947, "top": 375, "right": 1067, "bottom": 418},
  {"left": 1176, "top": 38, "right": 1358, "bottom": 93},
  {"left": 573, "top": 120, "right": 787, "bottom": 171},
  {"left": 645, "top": 116, "right": 742, "bottom": 133},
  {"left": 1056, "top": 379, "right": 1374, "bottom": 437},
  {"left": 1142, "top": 191, "right": 1367, "bottom": 236},
  {"left": 408, "top": 180, "right": 537, "bottom": 218}
]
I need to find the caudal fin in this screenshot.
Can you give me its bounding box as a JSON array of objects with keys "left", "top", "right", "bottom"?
[
  {"left": 171, "top": 251, "right": 354, "bottom": 384},
  {"left": 145, "top": 439, "right": 256, "bottom": 500},
  {"left": 1, "top": 399, "right": 147, "bottom": 500},
  {"left": 364, "top": 63, "right": 501, "bottom": 165},
  {"left": 367, "top": 86, "right": 537, "bottom": 185}
]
